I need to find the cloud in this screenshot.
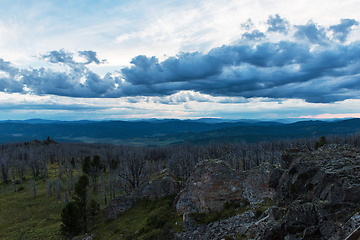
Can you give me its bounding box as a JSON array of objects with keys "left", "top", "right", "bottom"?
[
  {"left": 41, "top": 49, "right": 106, "bottom": 72},
  {"left": 78, "top": 50, "right": 106, "bottom": 64},
  {"left": 0, "top": 18, "right": 360, "bottom": 104},
  {"left": 121, "top": 51, "right": 226, "bottom": 85},
  {"left": 241, "top": 30, "right": 266, "bottom": 41},
  {"left": 217, "top": 97, "right": 249, "bottom": 104},
  {"left": 241, "top": 18, "right": 254, "bottom": 31},
  {"left": 0, "top": 58, "right": 19, "bottom": 77},
  {"left": 0, "top": 102, "right": 109, "bottom": 111},
  {"left": 294, "top": 21, "right": 328, "bottom": 44},
  {"left": 120, "top": 39, "right": 360, "bottom": 103},
  {"left": 0, "top": 59, "right": 24, "bottom": 93},
  {"left": 153, "top": 91, "right": 213, "bottom": 105},
  {"left": 266, "top": 14, "right": 289, "bottom": 34},
  {"left": 329, "top": 18, "right": 359, "bottom": 42},
  {"left": 41, "top": 49, "right": 74, "bottom": 64},
  {"left": 121, "top": 41, "right": 312, "bottom": 86}
]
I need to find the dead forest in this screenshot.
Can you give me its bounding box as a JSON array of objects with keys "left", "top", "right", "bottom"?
[{"left": 1, "top": 134, "right": 360, "bottom": 197}]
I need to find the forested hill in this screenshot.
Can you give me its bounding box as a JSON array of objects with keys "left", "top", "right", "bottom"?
[
  {"left": 0, "top": 118, "right": 359, "bottom": 145},
  {"left": 173, "top": 118, "right": 360, "bottom": 144}
]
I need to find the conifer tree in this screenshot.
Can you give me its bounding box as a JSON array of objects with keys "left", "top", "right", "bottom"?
[
  {"left": 61, "top": 202, "right": 82, "bottom": 238},
  {"left": 61, "top": 174, "right": 89, "bottom": 237}
]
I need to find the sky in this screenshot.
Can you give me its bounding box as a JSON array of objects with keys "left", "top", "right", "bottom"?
[{"left": 0, "top": 0, "right": 360, "bottom": 121}]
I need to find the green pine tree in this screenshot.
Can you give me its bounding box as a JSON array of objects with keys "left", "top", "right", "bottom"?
[{"left": 60, "top": 201, "right": 82, "bottom": 238}]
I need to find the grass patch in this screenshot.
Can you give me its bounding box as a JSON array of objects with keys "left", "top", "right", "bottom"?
[
  {"left": 92, "top": 194, "right": 182, "bottom": 240},
  {"left": 189, "top": 198, "right": 273, "bottom": 226},
  {"left": 189, "top": 200, "right": 250, "bottom": 225},
  {"left": 0, "top": 162, "right": 181, "bottom": 240},
  {"left": 253, "top": 197, "right": 273, "bottom": 218},
  {"left": 0, "top": 176, "right": 64, "bottom": 239},
  {"left": 0, "top": 162, "right": 106, "bottom": 239}
]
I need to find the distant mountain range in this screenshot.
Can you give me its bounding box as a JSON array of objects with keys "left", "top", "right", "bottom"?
[{"left": 0, "top": 118, "right": 359, "bottom": 146}]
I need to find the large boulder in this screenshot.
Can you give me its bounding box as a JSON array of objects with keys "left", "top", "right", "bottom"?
[{"left": 175, "top": 159, "right": 274, "bottom": 214}]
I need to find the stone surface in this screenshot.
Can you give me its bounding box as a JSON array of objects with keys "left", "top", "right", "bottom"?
[
  {"left": 177, "top": 144, "right": 360, "bottom": 240},
  {"left": 268, "top": 144, "right": 360, "bottom": 239},
  {"left": 282, "top": 203, "right": 317, "bottom": 234},
  {"left": 174, "top": 210, "right": 256, "bottom": 240},
  {"left": 340, "top": 212, "right": 360, "bottom": 240},
  {"left": 175, "top": 159, "right": 274, "bottom": 214}
]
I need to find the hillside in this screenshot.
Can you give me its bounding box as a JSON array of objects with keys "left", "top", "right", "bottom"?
[
  {"left": 1, "top": 133, "right": 360, "bottom": 239},
  {"left": 0, "top": 118, "right": 359, "bottom": 145},
  {"left": 170, "top": 118, "right": 360, "bottom": 144}
]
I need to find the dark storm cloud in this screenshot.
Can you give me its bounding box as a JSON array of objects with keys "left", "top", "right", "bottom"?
[
  {"left": 266, "top": 14, "right": 289, "bottom": 34},
  {"left": 294, "top": 21, "right": 328, "bottom": 44},
  {"left": 329, "top": 18, "right": 359, "bottom": 42},
  {"left": 121, "top": 51, "right": 225, "bottom": 85},
  {"left": 242, "top": 30, "right": 266, "bottom": 41},
  {"left": 121, "top": 41, "right": 312, "bottom": 86},
  {"left": 120, "top": 40, "right": 360, "bottom": 103},
  {"left": 1, "top": 18, "right": 360, "bottom": 104}
]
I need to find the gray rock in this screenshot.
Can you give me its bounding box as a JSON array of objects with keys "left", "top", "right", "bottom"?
[
  {"left": 175, "top": 159, "right": 274, "bottom": 214},
  {"left": 283, "top": 203, "right": 318, "bottom": 234}
]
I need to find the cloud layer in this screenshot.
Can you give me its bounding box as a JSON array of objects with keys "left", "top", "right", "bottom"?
[{"left": 0, "top": 17, "right": 359, "bottom": 103}]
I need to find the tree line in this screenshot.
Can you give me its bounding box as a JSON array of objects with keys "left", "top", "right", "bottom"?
[{"left": 1, "top": 133, "right": 359, "bottom": 190}]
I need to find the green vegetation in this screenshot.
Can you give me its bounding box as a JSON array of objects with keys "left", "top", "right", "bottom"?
[
  {"left": 1, "top": 130, "right": 359, "bottom": 239},
  {"left": 0, "top": 163, "right": 65, "bottom": 239},
  {"left": 314, "top": 136, "right": 327, "bottom": 150},
  {"left": 189, "top": 198, "right": 273, "bottom": 226},
  {"left": 61, "top": 174, "right": 91, "bottom": 237},
  {"left": 189, "top": 200, "right": 250, "bottom": 225},
  {"left": 0, "top": 161, "right": 182, "bottom": 240},
  {"left": 92, "top": 194, "right": 182, "bottom": 240},
  {"left": 61, "top": 201, "right": 82, "bottom": 238}
]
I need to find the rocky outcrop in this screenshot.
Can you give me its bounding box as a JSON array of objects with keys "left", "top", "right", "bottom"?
[
  {"left": 175, "top": 159, "right": 274, "bottom": 214},
  {"left": 105, "top": 144, "right": 360, "bottom": 239},
  {"left": 177, "top": 144, "right": 360, "bottom": 240},
  {"left": 259, "top": 144, "right": 360, "bottom": 239},
  {"left": 175, "top": 210, "right": 257, "bottom": 240},
  {"left": 104, "top": 168, "right": 182, "bottom": 220}
]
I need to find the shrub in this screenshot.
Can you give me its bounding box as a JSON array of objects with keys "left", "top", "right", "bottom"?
[{"left": 315, "top": 136, "right": 327, "bottom": 150}]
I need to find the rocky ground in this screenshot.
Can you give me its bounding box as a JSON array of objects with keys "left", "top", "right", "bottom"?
[{"left": 105, "top": 144, "right": 360, "bottom": 240}]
